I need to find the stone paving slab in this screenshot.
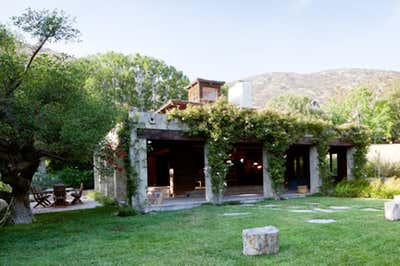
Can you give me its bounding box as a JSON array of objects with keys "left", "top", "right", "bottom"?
[
  {"left": 263, "top": 204, "right": 279, "bottom": 208},
  {"left": 288, "top": 209, "right": 315, "bottom": 213},
  {"left": 240, "top": 204, "right": 256, "bottom": 207},
  {"left": 223, "top": 212, "right": 249, "bottom": 216},
  {"left": 313, "top": 208, "right": 337, "bottom": 213},
  {"left": 32, "top": 198, "right": 101, "bottom": 214},
  {"left": 287, "top": 205, "right": 303, "bottom": 209},
  {"left": 329, "top": 206, "right": 352, "bottom": 210},
  {"left": 360, "top": 208, "right": 381, "bottom": 212},
  {"left": 308, "top": 219, "right": 336, "bottom": 224}
]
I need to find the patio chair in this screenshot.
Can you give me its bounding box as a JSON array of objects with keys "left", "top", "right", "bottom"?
[
  {"left": 53, "top": 184, "right": 68, "bottom": 207},
  {"left": 70, "top": 183, "right": 83, "bottom": 205},
  {"left": 31, "top": 186, "right": 52, "bottom": 208}
]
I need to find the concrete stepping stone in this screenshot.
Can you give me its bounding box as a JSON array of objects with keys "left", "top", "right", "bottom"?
[
  {"left": 361, "top": 208, "right": 380, "bottom": 212},
  {"left": 240, "top": 204, "right": 256, "bottom": 207},
  {"left": 313, "top": 208, "right": 336, "bottom": 213},
  {"left": 288, "top": 209, "right": 315, "bottom": 213},
  {"left": 308, "top": 202, "right": 320, "bottom": 205},
  {"left": 264, "top": 204, "right": 279, "bottom": 208},
  {"left": 223, "top": 212, "right": 249, "bottom": 216},
  {"left": 329, "top": 206, "right": 351, "bottom": 210},
  {"left": 308, "top": 219, "right": 336, "bottom": 224},
  {"left": 287, "top": 205, "right": 303, "bottom": 209}
]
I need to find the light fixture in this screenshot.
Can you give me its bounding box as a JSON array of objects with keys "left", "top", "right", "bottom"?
[
  {"left": 253, "top": 162, "right": 258, "bottom": 166},
  {"left": 240, "top": 158, "right": 244, "bottom": 163},
  {"left": 226, "top": 160, "right": 232, "bottom": 164},
  {"left": 257, "top": 165, "right": 262, "bottom": 169},
  {"left": 169, "top": 168, "right": 174, "bottom": 176}
]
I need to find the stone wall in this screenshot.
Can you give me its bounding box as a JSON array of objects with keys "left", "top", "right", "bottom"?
[{"left": 93, "top": 125, "right": 127, "bottom": 203}]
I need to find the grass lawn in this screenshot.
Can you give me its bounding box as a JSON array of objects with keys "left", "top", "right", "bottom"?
[{"left": 1, "top": 197, "right": 399, "bottom": 265}]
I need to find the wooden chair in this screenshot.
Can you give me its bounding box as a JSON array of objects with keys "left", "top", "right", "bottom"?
[
  {"left": 70, "top": 183, "right": 83, "bottom": 205},
  {"left": 53, "top": 184, "right": 68, "bottom": 207},
  {"left": 31, "top": 187, "right": 52, "bottom": 208}
]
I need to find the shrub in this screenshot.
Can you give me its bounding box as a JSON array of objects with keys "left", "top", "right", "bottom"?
[
  {"left": 52, "top": 168, "right": 94, "bottom": 189},
  {"left": 332, "top": 177, "right": 400, "bottom": 199},
  {"left": 31, "top": 172, "right": 63, "bottom": 189},
  {"left": 0, "top": 181, "right": 11, "bottom": 192},
  {"left": 86, "top": 191, "right": 118, "bottom": 206},
  {"left": 116, "top": 207, "right": 138, "bottom": 217},
  {"left": 331, "top": 179, "right": 369, "bottom": 198},
  {"left": 365, "top": 160, "right": 400, "bottom": 178}
]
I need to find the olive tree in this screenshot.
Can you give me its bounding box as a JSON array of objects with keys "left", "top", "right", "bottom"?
[{"left": 0, "top": 9, "right": 116, "bottom": 224}]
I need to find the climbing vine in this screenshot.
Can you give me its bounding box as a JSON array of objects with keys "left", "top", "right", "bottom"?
[
  {"left": 168, "top": 98, "right": 370, "bottom": 201},
  {"left": 337, "top": 124, "right": 371, "bottom": 179},
  {"left": 117, "top": 115, "right": 138, "bottom": 205},
  {"left": 95, "top": 113, "right": 139, "bottom": 206}
]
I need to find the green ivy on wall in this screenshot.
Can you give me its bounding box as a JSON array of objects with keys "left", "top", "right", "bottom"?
[
  {"left": 168, "top": 98, "right": 370, "bottom": 201},
  {"left": 117, "top": 115, "right": 138, "bottom": 206}
]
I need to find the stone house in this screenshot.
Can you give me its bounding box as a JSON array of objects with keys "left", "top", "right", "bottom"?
[{"left": 95, "top": 79, "right": 356, "bottom": 211}]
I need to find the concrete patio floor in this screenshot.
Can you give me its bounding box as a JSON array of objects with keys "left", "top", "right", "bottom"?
[{"left": 31, "top": 196, "right": 101, "bottom": 214}]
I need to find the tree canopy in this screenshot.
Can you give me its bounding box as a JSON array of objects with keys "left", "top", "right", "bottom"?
[
  {"left": 0, "top": 9, "right": 117, "bottom": 224},
  {"left": 81, "top": 52, "right": 190, "bottom": 111},
  {"left": 327, "top": 87, "right": 394, "bottom": 143},
  {"left": 266, "top": 93, "right": 324, "bottom": 119}
]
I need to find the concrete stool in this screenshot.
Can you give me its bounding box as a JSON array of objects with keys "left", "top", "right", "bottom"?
[
  {"left": 242, "top": 226, "right": 279, "bottom": 255},
  {"left": 393, "top": 195, "right": 400, "bottom": 202},
  {"left": 385, "top": 201, "right": 400, "bottom": 221}
]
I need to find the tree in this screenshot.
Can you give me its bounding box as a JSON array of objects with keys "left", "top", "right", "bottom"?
[
  {"left": 0, "top": 9, "right": 117, "bottom": 224},
  {"left": 388, "top": 83, "right": 400, "bottom": 142},
  {"left": 82, "top": 52, "right": 190, "bottom": 111},
  {"left": 327, "top": 87, "right": 394, "bottom": 143},
  {"left": 266, "top": 93, "right": 324, "bottom": 119}
]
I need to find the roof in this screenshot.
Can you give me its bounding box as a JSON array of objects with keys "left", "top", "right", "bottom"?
[{"left": 156, "top": 99, "right": 204, "bottom": 114}]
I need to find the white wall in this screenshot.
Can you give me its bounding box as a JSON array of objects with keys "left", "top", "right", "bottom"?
[{"left": 367, "top": 144, "right": 400, "bottom": 163}]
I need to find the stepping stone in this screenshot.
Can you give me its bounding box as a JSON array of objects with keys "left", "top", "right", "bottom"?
[
  {"left": 308, "top": 219, "right": 336, "bottom": 224},
  {"left": 308, "top": 202, "right": 320, "bottom": 205},
  {"left": 242, "top": 226, "right": 279, "bottom": 255},
  {"left": 223, "top": 212, "right": 249, "bottom": 216},
  {"left": 287, "top": 205, "right": 302, "bottom": 209},
  {"left": 314, "top": 208, "right": 336, "bottom": 213},
  {"left": 361, "top": 208, "right": 380, "bottom": 212},
  {"left": 240, "top": 204, "right": 255, "bottom": 207},
  {"left": 288, "top": 209, "right": 315, "bottom": 213},
  {"left": 329, "top": 206, "right": 351, "bottom": 210},
  {"left": 264, "top": 204, "right": 279, "bottom": 208}
]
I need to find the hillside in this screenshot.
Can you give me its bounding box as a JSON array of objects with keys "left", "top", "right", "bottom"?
[{"left": 237, "top": 69, "right": 400, "bottom": 109}]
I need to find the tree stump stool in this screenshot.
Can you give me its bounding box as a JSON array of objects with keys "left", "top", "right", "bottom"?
[
  {"left": 242, "top": 226, "right": 279, "bottom": 255},
  {"left": 385, "top": 201, "right": 400, "bottom": 221}
]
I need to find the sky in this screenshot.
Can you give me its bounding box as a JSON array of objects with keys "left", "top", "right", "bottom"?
[{"left": 1, "top": 0, "right": 400, "bottom": 81}]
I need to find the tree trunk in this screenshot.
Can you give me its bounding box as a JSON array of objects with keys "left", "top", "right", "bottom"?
[
  {"left": 0, "top": 149, "right": 40, "bottom": 225},
  {"left": 8, "top": 193, "right": 34, "bottom": 224}
]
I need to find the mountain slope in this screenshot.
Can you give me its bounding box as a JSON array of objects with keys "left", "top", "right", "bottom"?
[{"left": 237, "top": 69, "right": 400, "bottom": 108}]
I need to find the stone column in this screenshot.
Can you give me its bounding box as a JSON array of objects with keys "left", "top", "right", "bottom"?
[
  {"left": 262, "top": 148, "right": 274, "bottom": 198},
  {"left": 309, "top": 146, "right": 321, "bottom": 194},
  {"left": 346, "top": 147, "right": 356, "bottom": 180},
  {"left": 204, "top": 143, "right": 214, "bottom": 203},
  {"left": 130, "top": 128, "right": 148, "bottom": 212}
]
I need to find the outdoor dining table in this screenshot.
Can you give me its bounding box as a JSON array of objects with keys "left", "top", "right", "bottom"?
[{"left": 42, "top": 187, "right": 74, "bottom": 194}]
